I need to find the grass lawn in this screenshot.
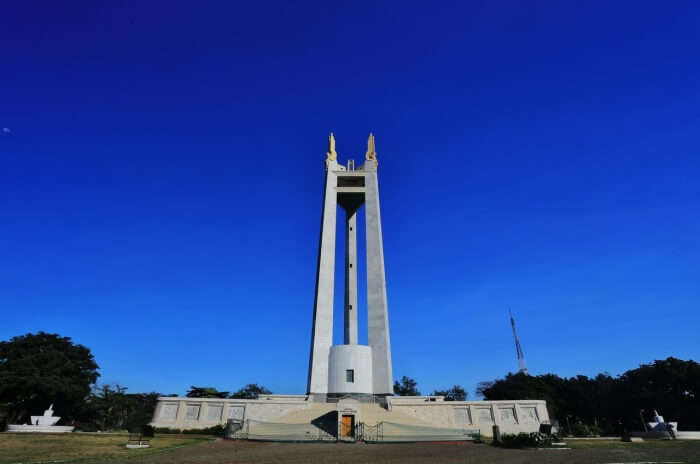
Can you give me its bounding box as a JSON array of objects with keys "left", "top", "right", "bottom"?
[
  {"left": 0, "top": 433, "right": 208, "bottom": 464},
  {"left": 2, "top": 434, "right": 700, "bottom": 464}
]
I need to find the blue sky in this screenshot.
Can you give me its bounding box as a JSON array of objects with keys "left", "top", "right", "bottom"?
[{"left": 1, "top": 1, "right": 699, "bottom": 398}]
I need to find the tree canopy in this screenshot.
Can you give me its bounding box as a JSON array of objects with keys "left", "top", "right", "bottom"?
[
  {"left": 186, "top": 386, "right": 230, "bottom": 398},
  {"left": 432, "top": 385, "right": 467, "bottom": 401},
  {"left": 78, "top": 384, "right": 160, "bottom": 432},
  {"left": 230, "top": 384, "right": 272, "bottom": 399},
  {"left": 0, "top": 332, "right": 99, "bottom": 424},
  {"left": 185, "top": 384, "right": 272, "bottom": 399},
  {"left": 480, "top": 357, "right": 700, "bottom": 433},
  {"left": 393, "top": 376, "right": 420, "bottom": 396}
]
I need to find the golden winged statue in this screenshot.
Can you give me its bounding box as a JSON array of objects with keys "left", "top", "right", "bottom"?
[
  {"left": 366, "top": 132, "right": 378, "bottom": 167},
  {"left": 325, "top": 132, "right": 337, "bottom": 169}
]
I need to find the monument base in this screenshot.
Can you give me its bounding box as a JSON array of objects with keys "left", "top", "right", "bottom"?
[
  {"left": 7, "top": 425, "right": 75, "bottom": 433},
  {"left": 151, "top": 394, "right": 549, "bottom": 439}
]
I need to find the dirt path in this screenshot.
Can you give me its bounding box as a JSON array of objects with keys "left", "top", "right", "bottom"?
[{"left": 117, "top": 439, "right": 700, "bottom": 464}]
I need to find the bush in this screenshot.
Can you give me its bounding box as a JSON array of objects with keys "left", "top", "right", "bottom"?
[
  {"left": 127, "top": 424, "right": 154, "bottom": 437},
  {"left": 496, "top": 432, "right": 552, "bottom": 448},
  {"left": 182, "top": 425, "right": 224, "bottom": 436},
  {"left": 572, "top": 422, "right": 591, "bottom": 437},
  {"left": 76, "top": 422, "right": 99, "bottom": 432},
  {"left": 153, "top": 427, "right": 181, "bottom": 434},
  {"left": 153, "top": 425, "right": 224, "bottom": 436}
]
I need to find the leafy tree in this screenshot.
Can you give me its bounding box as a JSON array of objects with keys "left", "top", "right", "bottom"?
[
  {"left": 480, "top": 372, "right": 563, "bottom": 419},
  {"left": 77, "top": 384, "right": 161, "bottom": 432},
  {"left": 476, "top": 381, "right": 494, "bottom": 398},
  {"left": 186, "top": 386, "right": 230, "bottom": 398},
  {"left": 611, "top": 357, "right": 700, "bottom": 430},
  {"left": 393, "top": 376, "right": 420, "bottom": 396},
  {"left": 480, "top": 357, "right": 700, "bottom": 434},
  {"left": 230, "top": 384, "right": 271, "bottom": 399},
  {"left": 0, "top": 332, "right": 99, "bottom": 424},
  {"left": 432, "top": 385, "right": 467, "bottom": 401}
]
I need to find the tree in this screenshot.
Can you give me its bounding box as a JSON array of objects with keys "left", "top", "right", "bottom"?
[
  {"left": 476, "top": 381, "right": 494, "bottom": 398},
  {"left": 186, "top": 386, "right": 230, "bottom": 398},
  {"left": 77, "top": 384, "right": 162, "bottom": 432},
  {"left": 432, "top": 385, "right": 467, "bottom": 401},
  {"left": 0, "top": 332, "right": 99, "bottom": 424},
  {"left": 479, "top": 357, "right": 700, "bottom": 434},
  {"left": 611, "top": 357, "right": 700, "bottom": 430},
  {"left": 230, "top": 384, "right": 272, "bottom": 399},
  {"left": 393, "top": 376, "right": 420, "bottom": 396}
]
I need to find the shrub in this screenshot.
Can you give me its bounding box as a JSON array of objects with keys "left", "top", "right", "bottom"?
[
  {"left": 182, "top": 425, "right": 224, "bottom": 436},
  {"left": 496, "top": 432, "right": 552, "bottom": 448},
  {"left": 153, "top": 425, "right": 224, "bottom": 436},
  {"left": 127, "top": 424, "right": 154, "bottom": 436},
  {"left": 76, "top": 422, "right": 99, "bottom": 432},
  {"left": 153, "top": 427, "right": 181, "bottom": 434},
  {"left": 572, "top": 422, "right": 591, "bottom": 437}
]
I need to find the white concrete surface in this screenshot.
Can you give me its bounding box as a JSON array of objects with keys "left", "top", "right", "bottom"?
[
  {"left": 7, "top": 424, "right": 75, "bottom": 433},
  {"left": 150, "top": 396, "right": 309, "bottom": 430},
  {"left": 307, "top": 160, "right": 338, "bottom": 396},
  {"left": 152, "top": 395, "right": 550, "bottom": 437},
  {"left": 363, "top": 165, "right": 393, "bottom": 396},
  {"left": 328, "top": 345, "right": 373, "bottom": 394},
  {"left": 307, "top": 136, "right": 393, "bottom": 399},
  {"left": 388, "top": 397, "right": 550, "bottom": 436}
]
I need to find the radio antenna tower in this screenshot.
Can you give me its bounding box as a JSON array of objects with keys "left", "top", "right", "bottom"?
[{"left": 509, "top": 309, "right": 529, "bottom": 374}]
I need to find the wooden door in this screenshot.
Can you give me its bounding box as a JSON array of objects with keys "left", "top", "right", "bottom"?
[{"left": 341, "top": 415, "right": 354, "bottom": 438}]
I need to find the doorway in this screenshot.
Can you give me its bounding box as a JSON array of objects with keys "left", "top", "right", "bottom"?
[{"left": 341, "top": 414, "right": 355, "bottom": 438}]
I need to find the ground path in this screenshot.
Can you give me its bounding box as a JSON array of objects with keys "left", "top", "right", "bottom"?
[
  {"left": 3, "top": 434, "right": 699, "bottom": 464},
  {"left": 117, "top": 439, "right": 700, "bottom": 464}
]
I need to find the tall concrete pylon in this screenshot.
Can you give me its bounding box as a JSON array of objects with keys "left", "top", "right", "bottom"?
[{"left": 307, "top": 133, "right": 393, "bottom": 401}]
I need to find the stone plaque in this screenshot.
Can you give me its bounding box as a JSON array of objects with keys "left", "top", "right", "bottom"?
[
  {"left": 499, "top": 407, "right": 517, "bottom": 424},
  {"left": 160, "top": 403, "right": 178, "bottom": 421},
  {"left": 521, "top": 406, "right": 539, "bottom": 423},
  {"left": 206, "top": 404, "right": 223, "bottom": 421},
  {"left": 476, "top": 408, "right": 493, "bottom": 424},
  {"left": 227, "top": 405, "right": 245, "bottom": 421},
  {"left": 453, "top": 407, "right": 471, "bottom": 426},
  {"left": 185, "top": 404, "right": 200, "bottom": 421}
]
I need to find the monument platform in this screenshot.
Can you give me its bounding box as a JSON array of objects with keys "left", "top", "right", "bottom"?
[
  {"left": 150, "top": 394, "right": 549, "bottom": 439},
  {"left": 7, "top": 424, "right": 75, "bottom": 433}
]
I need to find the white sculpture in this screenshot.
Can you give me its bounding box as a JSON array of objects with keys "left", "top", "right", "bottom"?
[
  {"left": 31, "top": 404, "right": 61, "bottom": 426},
  {"left": 8, "top": 404, "right": 74, "bottom": 433},
  {"left": 647, "top": 409, "right": 678, "bottom": 437}
]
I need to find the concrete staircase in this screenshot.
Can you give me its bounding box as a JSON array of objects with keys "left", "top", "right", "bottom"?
[
  {"left": 241, "top": 402, "right": 470, "bottom": 442},
  {"left": 358, "top": 404, "right": 434, "bottom": 426},
  {"left": 274, "top": 401, "right": 433, "bottom": 427},
  {"left": 275, "top": 403, "right": 336, "bottom": 424}
]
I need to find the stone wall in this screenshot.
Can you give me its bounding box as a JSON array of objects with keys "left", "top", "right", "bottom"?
[
  {"left": 151, "top": 395, "right": 549, "bottom": 437},
  {"left": 388, "top": 397, "right": 549, "bottom": 436},
  {"left": 150, "top": 395, "right": 309, "bottom": 430}
]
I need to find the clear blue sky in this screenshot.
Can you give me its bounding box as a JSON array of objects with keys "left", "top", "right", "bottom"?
[{"left": 1, "top": 1, "right": 699, "bottom": 398}]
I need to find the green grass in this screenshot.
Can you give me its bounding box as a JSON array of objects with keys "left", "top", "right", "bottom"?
[
  {"left": 2, "top": 434, "right": 700, "bottom": 464},
  {"left": 0, "top": 433, "right": 209, "bottom": 464}
]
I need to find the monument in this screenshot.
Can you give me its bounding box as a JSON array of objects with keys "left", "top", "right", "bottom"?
[
  {"left": 8, "top": 404, "right": 75, "bottom": 433},
  {"left": 151, "top": 134, "right": 550, "bottom": 440},
  {"left": 307, "top": 132, "right": 392, "bottom": 402}
]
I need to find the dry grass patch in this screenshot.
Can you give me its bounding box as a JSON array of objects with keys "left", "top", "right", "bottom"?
[{"left": 0, "top": 433, "right": 207, "bottom": 464}]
